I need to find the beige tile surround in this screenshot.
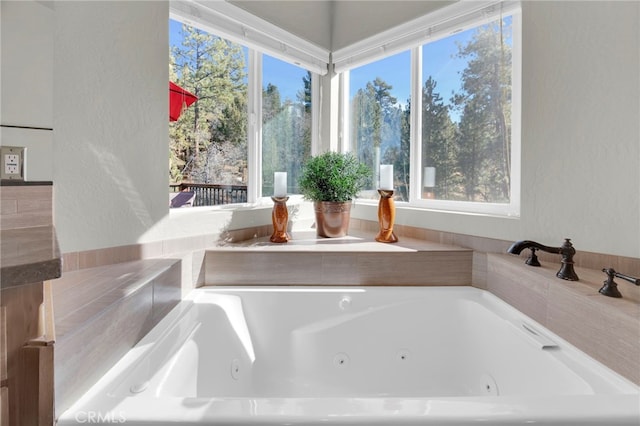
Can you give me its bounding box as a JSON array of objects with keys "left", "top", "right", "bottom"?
[
  {"left": 55, "top": 218, "right": 639, "bottom": 385},
  {"left": 51, "top": 259, "right": 182, "bottom": 416},
  {"left": 351, "top": 219, "right": 640, "bottom": 279},
  {"left": 0, "top": 185, "right": 52, "bottom": 231},
  {"left": 60, "top": 218, "right": 640, "bottom": 280},
  {"left": 59, "top": 225, "right": 272, "bottom": 276},
  {"left": 205, "top": 230, "right": 472, "bottom": 286},
  {"left": 485, "top": 254, "right": 640, "bottom": 384}
]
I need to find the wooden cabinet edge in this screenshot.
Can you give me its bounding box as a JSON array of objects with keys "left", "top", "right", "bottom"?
[{"left": 0, "top": 386, "right": 8, "bottom": 426}]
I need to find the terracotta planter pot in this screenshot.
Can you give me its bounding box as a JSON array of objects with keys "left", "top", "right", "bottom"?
[{"left": 314, "top": 201, "right": 352, "bottom": 238}]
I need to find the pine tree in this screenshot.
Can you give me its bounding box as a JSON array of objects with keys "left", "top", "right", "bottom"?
[
  {"left": 383, "top": 100, "right": 411, "bottom": 201},
  {"left": 453, "top": 18, "right": 512, "bottom": 202},
  {"left": 170, "top": 24, "right": 247, "bottom": 183},
  {"left": 352, "top": 77, "right": 401, "bottom": 191},
  {"left": 422, "top": 77, "right": 458, "bottom": 199}
]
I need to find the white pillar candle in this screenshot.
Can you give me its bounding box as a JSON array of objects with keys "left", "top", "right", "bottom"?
[
  {"left": 379, "top": 164, "right": 393, "bottom": 190},
  {"left": 423, "top": 167, "right": 436, "bottom": 188},
  {"left": 274, "top": 172, "right": 287, "bottom": 197}
]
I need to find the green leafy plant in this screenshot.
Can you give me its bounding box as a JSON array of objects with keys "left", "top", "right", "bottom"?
[{"left": 298, "top": 151, "right": 372, "bottom": 202}]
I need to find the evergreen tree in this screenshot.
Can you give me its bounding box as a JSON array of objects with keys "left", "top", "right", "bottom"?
[
  {"left": 170, "top": 24, "right": 247, "bottom": 183},
  {"left": 294, "top": 71, "right": 313, "bottom": 191},
  {"left": 261, "top": 75, "right": 311, "bottom": 195},
  {"left": 262, "top": 83, "right": 283, "bottom": 193},
  {"left": 351, "top": 77, "right": 402, "bottom": 191},
  {"left": 383, "top": 99, "right": 411, "bottom": 201},
  {"left": 453, "top": 19, "right": 512, "bottom": 202},
  {"left": 263, "top": 83, "right": 282, "bottom": 123},
  {"left": 367, "top": 78, "right": 397, "bottom": 151},
  {"left": 422, "top": 77, "right": 458, "bottom": 199},
  {"left": 300, "top": 71, "right": 312, "bottom": 113}
]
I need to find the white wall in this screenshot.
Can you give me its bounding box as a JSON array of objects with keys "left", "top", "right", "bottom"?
[
  {"left": 1, "top": 1, "right": 53, "bottom": 128},
  {"left": 7, "top": 1, "right": 637, "bottom": 258},
  {"left": 521, "top": 1, "right": 639, "bottom": 257},
  {"left": 331, "top": 1, "right": 454, "bottom": 50},
  {"left": 53, "top": 1, "right": 169, "bottom": 253},
  {"left": 228, "top": 1, "right": 454, "bottom": 52},
  {"left": 228, "top": 0, "right": 333, "bottom": 51},
  {"left": 352, "top": 1, "right": 640, "bottom": 258},
  {"left": 0, "top": 1, "right": 54, "bottom": 181}
]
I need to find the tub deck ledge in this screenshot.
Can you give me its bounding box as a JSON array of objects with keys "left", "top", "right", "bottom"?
[{"left": 205, "top": 230, "right": 473, "bottom": 286}]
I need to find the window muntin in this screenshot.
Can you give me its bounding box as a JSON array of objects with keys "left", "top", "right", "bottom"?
[
  {"left": 348, "top": 51, "right": 411, "bottom": 201},
  {"left": 261, "top": 55, "right": 312, "bottom": 196}
]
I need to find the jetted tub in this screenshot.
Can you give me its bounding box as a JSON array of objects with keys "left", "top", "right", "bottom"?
[{"left": 58, "top": 286, "right": 639, "bottom": 425}]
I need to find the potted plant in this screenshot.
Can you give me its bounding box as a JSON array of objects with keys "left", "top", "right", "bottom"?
[{"left": 298, "top": 151, "right": 371, "bottom": 237}]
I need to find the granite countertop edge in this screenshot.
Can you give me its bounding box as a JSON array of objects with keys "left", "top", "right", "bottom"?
[
  {"left": 1, "top": 180, "right": 53, "bottom": 186},
  {"left": 1, "top": 225, "right": 62, "bottom": 289}
]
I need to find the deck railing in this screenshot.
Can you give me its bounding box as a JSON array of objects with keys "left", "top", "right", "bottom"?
[{"left": 170, "top": 183, "right": 248, "bottom": 206}]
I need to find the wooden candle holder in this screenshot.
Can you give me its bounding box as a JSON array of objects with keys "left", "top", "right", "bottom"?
[
  {"left": 270, "top": 196, "right": 290, "bottom": 243},
  {"left": 375, "top": 189, "right": 398, "bottom": 243}
]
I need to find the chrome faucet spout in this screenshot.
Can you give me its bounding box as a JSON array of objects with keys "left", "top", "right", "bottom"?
[{"left": 507, "top": 238, "right": 579, "bottom": 281}]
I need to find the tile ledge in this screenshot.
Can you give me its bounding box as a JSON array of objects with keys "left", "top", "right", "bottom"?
[
  {"left": 212, "top": 229, "right": 471, "bottom": 253},
  {"left": 488, "top": 253, "right": 640, "bottom": 312}
]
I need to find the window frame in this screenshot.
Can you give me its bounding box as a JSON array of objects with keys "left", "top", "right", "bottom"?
[
  {"left": 258, "top": 52, "right": 317, "bottom": 199},
  {"left": 169, "top": 12, "right": 321, "bottom": 204},
  {"left": 251, "top": 50, "right": 322, "bottom": 203},
  {"left": 340, "top": 4, "right": 522, "bottom": 217},
  {"left": 170, "top": 0, "right": 521, "bottom": 215}
]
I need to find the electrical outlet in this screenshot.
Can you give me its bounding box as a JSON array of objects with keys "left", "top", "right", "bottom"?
[{"left": 0, "top": 146, "right": 25, "bottom": 180}]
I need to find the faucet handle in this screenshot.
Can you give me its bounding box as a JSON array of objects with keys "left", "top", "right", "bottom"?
[
  {"left": 525, "top": 248, "right": 541, "bottom": 267},
  {"left": 612, "top": 270, "right": 640, "bottom": 286},
  {"left": 599, "top": 268, "right": 622, "bottom": 298},
  {"left": 561, "top": 238, "right": 576, "bottom": 254},
  {"left": 599, "top": 268, "right": 639, "bottom": 298}
]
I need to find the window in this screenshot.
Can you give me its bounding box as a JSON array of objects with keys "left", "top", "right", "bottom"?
[
  {"left": 420, "top": 15, "right": 515, "bottom": 206},
  {"left": 262, "top": 55, "right": 312, "bottom": 196},
  {"left": 170, "top": 0, "right": 520, "bottom": 215},
  {"left": 169, "top": 18, "right": 319, "bottom": 204},
  {"left": 169, "top": 22, "right": 249, "bottom": 187},
  {"left": 340, "top": 2, "right": 521, "bottom": 216},
  {"left": 347, "top": 51, "right": 411, "bottom": 201}
]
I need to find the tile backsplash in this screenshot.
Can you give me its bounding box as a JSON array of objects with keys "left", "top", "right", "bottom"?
[{"left": 0, "top": 183, "right": 52, "bottom": 230}]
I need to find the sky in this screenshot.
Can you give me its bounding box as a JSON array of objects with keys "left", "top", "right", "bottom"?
[
  {"left": 349, "top": 30, "right": 474, "bottom": 115},
  {"left": 170, "top": 19, "right": 306, "bottom": 102},
  {"left": 170, "top": 18, "right": 510, "bottom": 115}
]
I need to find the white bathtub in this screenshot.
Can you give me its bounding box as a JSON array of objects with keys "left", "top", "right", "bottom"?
[{"left": 58, "top": 286, "right": 639, "bottom": 425}]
